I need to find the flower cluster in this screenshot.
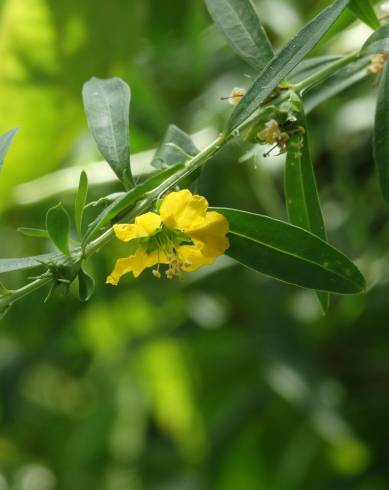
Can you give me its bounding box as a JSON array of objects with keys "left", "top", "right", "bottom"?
[{"left": 106, "top": 190, "right": 229, "bottom": 284}]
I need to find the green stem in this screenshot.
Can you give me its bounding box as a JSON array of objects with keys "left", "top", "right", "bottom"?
[{"left": 293, "top": 51, "right": 360, "bottom": 93}]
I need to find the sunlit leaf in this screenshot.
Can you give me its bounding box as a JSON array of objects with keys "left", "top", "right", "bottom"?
[
  {"left": 228, "top": 0, "right": 351, "bottom": 131},
  {"left": 82, "top": 77, "right": 133, "bottom": 188},
  {"left": 204, "top": 0, "right": 273, "bottom": 72},
  {"left": 213, "top": 208, "right": 366, "bottom": 294}
]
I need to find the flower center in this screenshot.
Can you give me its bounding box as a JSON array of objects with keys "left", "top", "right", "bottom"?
[{"left": 142, "top": 224, "right": 193, "bottom": 279}]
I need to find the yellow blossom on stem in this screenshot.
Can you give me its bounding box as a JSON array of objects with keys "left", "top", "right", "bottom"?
[{"left": 106, "top": 190, "right": 229, "bottom": 285}]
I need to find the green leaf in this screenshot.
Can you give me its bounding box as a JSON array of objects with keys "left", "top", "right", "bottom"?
[
  {"left": 17, "top": 227, "right": 50, "bottom": 239},
  {"left": 374, "top": 61, "right": 389, "bottom": 207},
  {"left": 46, "top": 203, "right": 71, "bottom": 255},
  {"left": 361, "top": 24, "right": 389, "bottom": 55},
  {"left": 227, "top": 0, "right": 350, "bottom": 131},
  {"left": 0, "top": 253, "right": 60, "bottom": 274},
  {"left": 0, "top": 128, "right": 18, "bottom": 170},
  {"left": 204, "top": 0, "right": 273, "bottom": 72},
  {"left": 82, "top": 164, "right": 183, "bottom": 245},
  {"left": 78, "top": 267, "right": 95, "bottom": 302},
  {"left": 82, "top": 77, "right": 133, "bottom": 188},
  {"left": 284, "top": 107, "right": 329, "bottom": 310},
  {"left": 75, "top": 170, "right": 89, "bottom": 236},
  {"left": 213, "top": 208, "right": 365, "bottom": 294},
  {"left": 349, "top": 0, "right": 379, "bottom": 30},
  {"left": 152, "top": 125, "right": 199, "bottom": 169}
]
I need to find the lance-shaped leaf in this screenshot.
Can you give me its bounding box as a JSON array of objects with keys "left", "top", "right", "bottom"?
[
  {"left": 46, "top": 203, "right": 71, "bottom": 255},
  {"left": 361, "top": 24, "right": 389, "bottom": 55},
  {"left": 228, "top": 0, "right": 350, "bottom": 131},
  {"left": 75, "top": 170, "right": 88, "bottom": 236},
  {"left": 0, "top": 253, "right": 60, "bottom": 274},
  {"left": 285, "top": 106, "right": 329, "bottom": 310},
  {"left": 0, "top": 128, "right": 18, "bottom": 170},
  {"left": 349, "top": 0, "right": 379, "bottom": 30},
  {"left": 374, "top": 62, "right": 389, "bottom": 207},
  {"left": 213, "top": 208, "right": 365, "bottom": 294},
  {"left": 151, "top": 125, "right": 199, "bottom": 169},
  {"left": 204, "top": 0, "right": 273, "bottom": 73},
  {"left": 82, "top": 77, "right": 133, "bottom": 188}
]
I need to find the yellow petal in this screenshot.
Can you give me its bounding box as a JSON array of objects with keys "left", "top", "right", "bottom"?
[
  {"left": 189, "top": 211, "right": 229, "bottom": 258},
  {"left": 178, "top": 245, "right": 215, "bottom": 272},
  {"left": 113, "top": 212, "right": 162, "bottom": 242},
  {"left": 159, "top": 189, "right": 208, "bottom": 233},
  {"left": 106, "top": 247, "right": 169, "bottom": 284}
]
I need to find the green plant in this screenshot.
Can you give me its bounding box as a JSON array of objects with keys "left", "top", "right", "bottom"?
[{"left": 1, "top": 0, "right": 388, "bottom": 318}]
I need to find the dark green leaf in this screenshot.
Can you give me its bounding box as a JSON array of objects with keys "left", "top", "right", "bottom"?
[
  {"left": 82, "top": 164, "right": 183, "bottom": 245},
  {"left": 213, "top": 208, "right": 365, "bottom": 294},
  {"left": 285, "top": 107, "right": 329, "bottom": 310},
  {"left": 0, "top": 253, "right": 60, "bottom": 274},
  {"left": 0, "top": 128, "right": 18, "bottom": 170},
  {"left": 228, "top": 0, "right": 350, "bottom": 131},
  {"left": 46, "top": 203, "right": 71, "bottom": 255},
  {"left": 78, "top": 267, "right": 95, "bottom": 302},
  {"left": 152, "top": 125, "right": 199, "bottom": 169},
  {"left": 204, "top": 0, "right": 273, "bottom": 72},
  {"left": 17, "top": 228, "right": 50, "bottom": 239},
  {"left": 374, "top": 61, "right": 389, "bottom": 207},
  {"left": 75, "top": 170, "right": 89, "bottom": 236},
  {"left": 349, "top": 0, "right": 379, "bottom": 29},
  {"left": 82, "top": 77, "right": 133, "bottom": 188},
  {"left": 361, "top": 24, "right": 389, "bottom": 55}
]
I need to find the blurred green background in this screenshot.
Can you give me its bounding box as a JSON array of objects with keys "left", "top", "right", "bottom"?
[{"left": 1, "top": 0, "right": 389, "bottom": 488}]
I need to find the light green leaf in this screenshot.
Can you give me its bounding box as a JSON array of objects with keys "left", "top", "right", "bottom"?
[
  {"left": 213, "top": 208, "right": 365, "bottom": 294},
  {"left": 285, "top": 107, "right": 329, "bottom": 310},
  {"left": 349, "top": 0, "right": 379, "bottom": 30},
  {"left": 82, "top": 77, "right": 133, "bottom": 188},
  {"left": 17, "top": 227, "right": 50, "bottom": 239},
  {"left": 374, "top": 61, "right": 389, "bottom": 207},
  {"left": 361, "top": 24, "right": 389, "bottom": 55},
  {"left": 152, "top": 125, "right": 199, "bottom": 169},
  {"left": 204, "top": 0, "right": 273, "bottom": 72},
  {"left": 78, "top": 266, "right": 95, "bottom": 302},
  {"left": 75, "top": 170, "right": 89, "bottom": 236},
  {"left": 46, "top": 203, "right": 71, "bottom": 255},
  {"left": 228, "top": 0, "right": 350, "bottom": 131},
  {"left": 0, "top": 253, "right": 60, "bottom": 274},
  {"left": 0, "top": 128, "right": 18, "bottom": 170}
]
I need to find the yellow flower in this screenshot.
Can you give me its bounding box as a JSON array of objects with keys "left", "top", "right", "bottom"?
[{"left": 106, "top": 189, "right": 229, "bottom": 284}]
